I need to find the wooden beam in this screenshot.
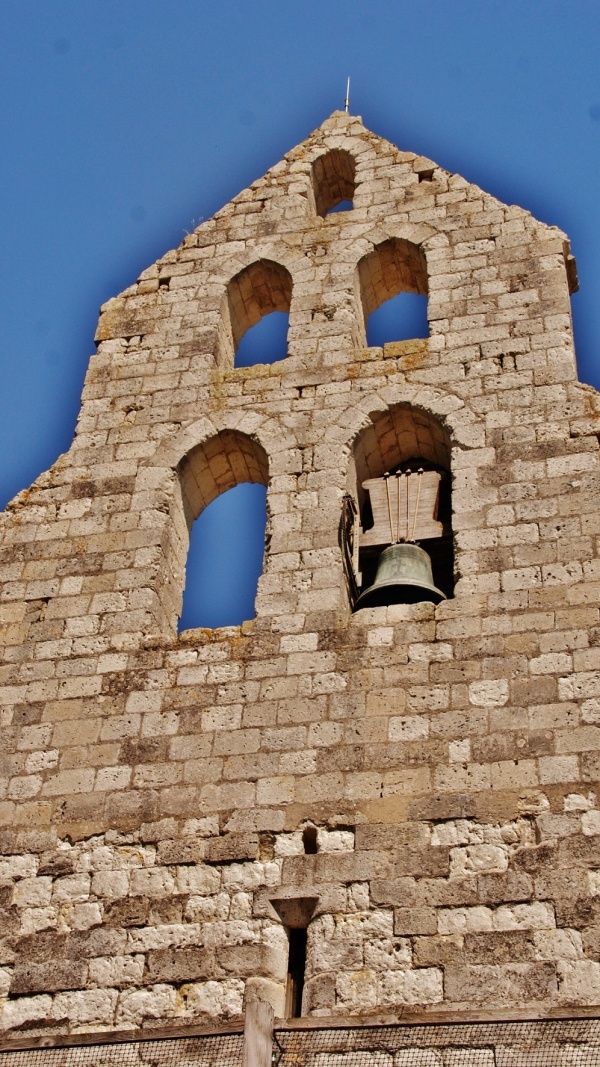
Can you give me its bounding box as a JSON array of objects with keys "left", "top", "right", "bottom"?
[
  {"left": 243, "top": 1000, "right": 274, "bottom": 1067},
  {"left": 0, "top": 1019, "right": 244, "bottom": 1053}
]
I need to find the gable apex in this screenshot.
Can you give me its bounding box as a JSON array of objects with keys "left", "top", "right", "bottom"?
[
  {"left": 96, "top": 110, "right": 576, "bottom": 353},
  {"left": 181, "top": 111, "right": 568, "bottom": 264}
]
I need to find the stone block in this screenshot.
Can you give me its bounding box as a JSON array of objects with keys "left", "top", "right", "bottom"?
[
  {"left": 444, "top": 962, "right": 557, "bottom": 1004},
  {"left": 156, "top": 838, "right": 206, "bottom": 865},
  {"left": 218, "top": 943, "right": 287, "bottom": 980},
  {"left": 145, "top": 947, "right": 216, "bottom": 983},
  {"left": 204, "top": 833, "right": 260, "bottom": 863},
  {"left": 393, "top": 907, "right": 437, "bottom": 935},
  {"left": 557, "top": 960, "right": 600, "bottom": 1003},
  {"left": 103, "top": 896, "right": 150, "bottom": 927},
  {"left": 476, "top": 871, "right": 534, "bottom": 904},
  {"left": 11, "top": 959, "right": 87, "bottom": 995},
  {"left": 463, "top": 930, "right": 537, "bottom": 964}
]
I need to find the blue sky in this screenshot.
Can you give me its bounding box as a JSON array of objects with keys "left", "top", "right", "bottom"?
[{"left": 1, "top": 1, "right": 599, "bottom": 625}]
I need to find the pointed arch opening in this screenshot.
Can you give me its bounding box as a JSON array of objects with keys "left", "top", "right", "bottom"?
[
  {"left": 175, "top": 430, "right": 269, "bottom": 631},
  {"left": 345, "top": 405, "right": 454, "bottom": 608},
  {"left": 312, "top": 149, "right": 356, "bottom": 217},
  {"left": 226, "top": 259, "right": 292, "bottom": 368},
  {"left": 356, "top": 238, "right": 429, "bottom": 347}
]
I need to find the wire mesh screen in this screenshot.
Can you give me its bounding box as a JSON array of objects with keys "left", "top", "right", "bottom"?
[
  {"left": 0, "top": 1032, "right": 244, "bottom": 1067},
  {"left": 273, "top": 1019, "right": 600, "bottom": 1067},
  {"left": 2, "top": 1017, "right": 600, "bottom": 1067}
]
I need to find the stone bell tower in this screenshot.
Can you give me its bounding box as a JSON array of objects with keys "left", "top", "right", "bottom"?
[{"left": 1, "top": 111, "right": 600, "bottom": 1061}]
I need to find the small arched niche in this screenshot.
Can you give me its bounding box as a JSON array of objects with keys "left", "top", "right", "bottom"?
[
  {"left": 345, "top": 405, "right": 454, "bottom": 608},
  {"left": 312, "top": 149, "right": 356, "bottom": 217},
  {"left": 356, "top": 237, "right": 429, "bottom": 347},
  {"left": 174, "top": 430, "right": 269, "bottom": 631},
  {"left": 225, "top": 259, "right": 292, "bottom": 368}
]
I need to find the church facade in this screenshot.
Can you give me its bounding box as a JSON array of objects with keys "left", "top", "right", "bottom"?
[{"left": 1, "top": 111, "right": 600, "bottom": 1055}]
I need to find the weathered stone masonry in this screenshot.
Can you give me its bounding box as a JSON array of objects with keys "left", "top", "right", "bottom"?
[{"left": 1, "top": 110, "right": 600, "bottom": 1036}]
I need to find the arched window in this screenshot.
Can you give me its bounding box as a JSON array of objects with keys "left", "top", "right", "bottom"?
[
  {"left": 179, "top": 483, "right": 267, "bottom": 629},
  {"left": 345, "top": 405, "right": 453, "bottom": 609},
  {"left": 175, "top": 430, "right": 269, "bottom": 632},
  {"left": 235, "top": 311, "right": 289, "bottom": 368},
  {"left": 225, "top": 259, "right": 292, "bottom": 368},
  {"left": 312, "top": 149, "right": 356, "bottom": 217},
  {"left": 356, "top": 238, "right": 428, "bottom": 347},
  {"left": 365, "top": 292, "right": 428, "bottom": 347}
]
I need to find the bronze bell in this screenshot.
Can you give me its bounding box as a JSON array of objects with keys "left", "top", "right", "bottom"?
[{"left": 354, "top": 542, "right": 446, "bottom": 611}]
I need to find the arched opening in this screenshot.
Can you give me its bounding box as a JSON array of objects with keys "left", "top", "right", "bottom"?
[
  {"left": 357, "top": 238, "right": 429, "bottom": 346},
  {"left": 345, "top": 406, "right": 453, "bottom": 608},
  {"left": 234, "top": 310, "right": 289, "bottom": 368},
  {"left": 366, "top": 292, "right": 429, "bottom": 347},
  {"left": 226, "top": 259, "right": 292, "bottom": 368},
  {"left": 312, "top": 149, "right": 356, "bottom": 217},
  {"left": 327, "top": 199, "right": 353, "bottom": 214},
  {"left": 176, "top": 430, "right": 269, "bottom": 632},
  {"left": 179, "top": 483, "right": 267, "bottom": 630}
]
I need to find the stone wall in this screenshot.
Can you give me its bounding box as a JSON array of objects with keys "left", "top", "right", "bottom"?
[{"left": 1, "top": 110, "right": 600, "bottom": 1036}]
